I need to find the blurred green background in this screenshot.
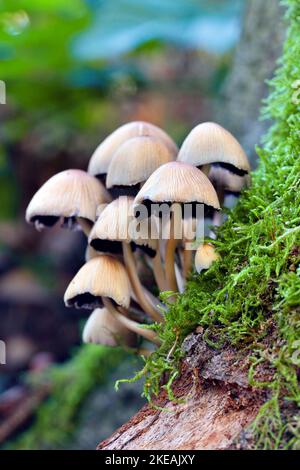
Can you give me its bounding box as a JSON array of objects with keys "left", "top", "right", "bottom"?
[{"left": 0, "top": 0, "right": 257, "bottom": 449}]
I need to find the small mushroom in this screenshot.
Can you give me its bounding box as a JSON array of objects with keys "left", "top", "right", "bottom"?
[
  {"left": 64, "top": 255, "right": 159, "bottom": 344},
  {"left": 195, "top": 243, "right": 220, "bottom": 273},
  {"left": 88, "top": 197, "right": 164, "bottom": 322},
  {"left": 134, "top": 162, "right": 220, "bottom": 293},
  {"left": 26, "top": 169, "right": 110, "bottom": 235},
  {"left": 106, "top": 135, "right": 174, "bottom": 197},
  {"left": 82, "top": 307, "right": 137, "bottom": 348},
  {"left": 88, "top": 121, "right": 178, "bottom": 182}
]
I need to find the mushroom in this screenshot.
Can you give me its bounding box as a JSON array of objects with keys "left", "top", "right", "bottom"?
[
  {"left": 134, "top": 161, "right": 220, "bottom": 293},
  {"left": 88, "top": 197, "right": 164, "bottom": 322},
  {"left": 106, "top": 135, "right": 174, "bottom": 197},
  {"left": 195, "top": 243, "right": 220, "bottom": 274},
  {"left": 26, "top": 169, "right": 110, "bottom": 236},
  {"left": 82, "top": 307, "right": 137, "bottom": 348},
  {"left": 64, "top": 255, "right": 159, "bottom": 344},
  {"left": 88, "top": 121, "right": 178, "bottom": 183}
]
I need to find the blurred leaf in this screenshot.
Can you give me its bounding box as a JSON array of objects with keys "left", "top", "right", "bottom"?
[{"left": 73, "top": 0, "right": 244, "bottom": 60}]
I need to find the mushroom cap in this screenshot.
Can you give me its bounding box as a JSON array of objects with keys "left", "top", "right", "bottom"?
[
  {"left": 195, "top": 243, "right": 220, "bottom": 273},
  {"left": 88, "top": 121, "right": 178, "bottom": 177},
  {"left": 85, "top": 244, "right": 101, "bottom": 262},
  {"left": 64, "top": 255, "right": 131, "bottom": 309},
  {"left": 89, "top": 196, "right": 158, "bottom": 256},
  {"left": 134, "top": 161, "right": 220, "bottom": 211},
  {"left": 177, "top": 122, "right": 250, "bottom": 175},
  {"left": 208, "top": 165, "right": 251, "bottom": 194},
  {"left": 26, "top": 169, "right": 110, "bottom": 230},
  {"left": 82, "top": 308, "right": 137, "bottom": 347},
  {"left": 106, "top": 136, "right": 174, "bottom": 189}
]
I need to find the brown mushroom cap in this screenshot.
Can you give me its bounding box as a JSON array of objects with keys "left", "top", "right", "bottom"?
[
  {"left": 82, "top": 307, "right": 137, "bottom": 347},
  {"left": 177, "top": 122, "right": 250, "bottom": 176},
  {"left": 106, "top": 136, "right": 174, "bottom": 191},
  {"left": 88, "top": 121, "right": 178, "bottom": 178},
  {"left": 64, "top": 255, "right": 131, "bottom": 309},
  {"left": 89, "top": 196, "right": 158, "bottom": 257},
  {"left": 26, "top": 169, "right": 110, "bottom": 230},
  {"left": 134, "top": 161, "right": 220, "bottom": 217},
  {"left": 195, "top": 243, "right": 220, "bottom": 273}
]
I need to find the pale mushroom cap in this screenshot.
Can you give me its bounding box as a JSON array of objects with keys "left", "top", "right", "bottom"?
[
  {"left": 106, "top": 136, "right": 174, "bottom": 188},
  {"left": 195, "top": 243, "right": 220, "bottom": 273},
  {"left": 208, "top": 166, "right": 251, "bottom": 194},
  {"left": 178, "top": 122, "right": 250, "bottom": 174},
  {"left": 88, "top": 121, "right": 178, "bottom": 177},
  {"left": 134, "top": 161, "right": 220, "bottom": 210},
  {"left": 82, "top": 308, "right": 137, "bottom": 347},
  {"left": 26, "top": 169, "right": 110, "bottom": 229},
  {"left": 89, "top": 196, "right": 158, "bottom": 254},
  {"left": 64, "top": 255, "right": 131, "bottom": 309}
]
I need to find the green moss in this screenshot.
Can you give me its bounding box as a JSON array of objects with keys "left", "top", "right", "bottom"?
[{"left": 123, "top": 0, "right": 300, "bottom": 449}]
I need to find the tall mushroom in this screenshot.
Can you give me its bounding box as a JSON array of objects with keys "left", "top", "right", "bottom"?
[
  {"left": 88, "top": 121, "right": 178, "bottom": 183},
  {"left": 25, "top": 169, "right": 110, "bottom": 236},
  {"left": 64, "top": 255, "right": 159, "bottom": 344},
  {"left": 134, "top": 161, "right": 220, "bottom": 293},
  {"left": 88, "top": 197, "right": 164, "bottom": 322}
]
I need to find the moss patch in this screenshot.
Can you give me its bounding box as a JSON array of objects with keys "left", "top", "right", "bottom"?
[{"left": 123, "top": 0, "right": 300, "bottom": 449}]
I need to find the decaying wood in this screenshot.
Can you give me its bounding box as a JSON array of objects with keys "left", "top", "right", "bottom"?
[{"left": 98, "top": 333, "right": 268, "bottom": 450}]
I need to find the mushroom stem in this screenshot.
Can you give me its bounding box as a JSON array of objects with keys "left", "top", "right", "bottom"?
[
  {"left": 151, "top": 248, "right": 167, "bottom": 292},
  {"left": 165, "top": 214, "right": 179, "bottom": 294},
  {"left": 122, "top": 242, "right": 164, "bottom": 323},
  {"left": 102, "top": 297, "right": 161, "bottom": 346}
]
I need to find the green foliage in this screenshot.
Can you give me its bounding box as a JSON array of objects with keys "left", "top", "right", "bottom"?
[
  {"left": 124, "top": 0, "right": 300, "bottom": 449},
  {"left": 7, "top": 344, "right": 124, "bottom": 450}
]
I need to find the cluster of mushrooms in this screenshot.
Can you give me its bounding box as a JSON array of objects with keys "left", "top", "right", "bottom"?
[{"left": 26, "top": 121, "right": 250, "bottom": 353}]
